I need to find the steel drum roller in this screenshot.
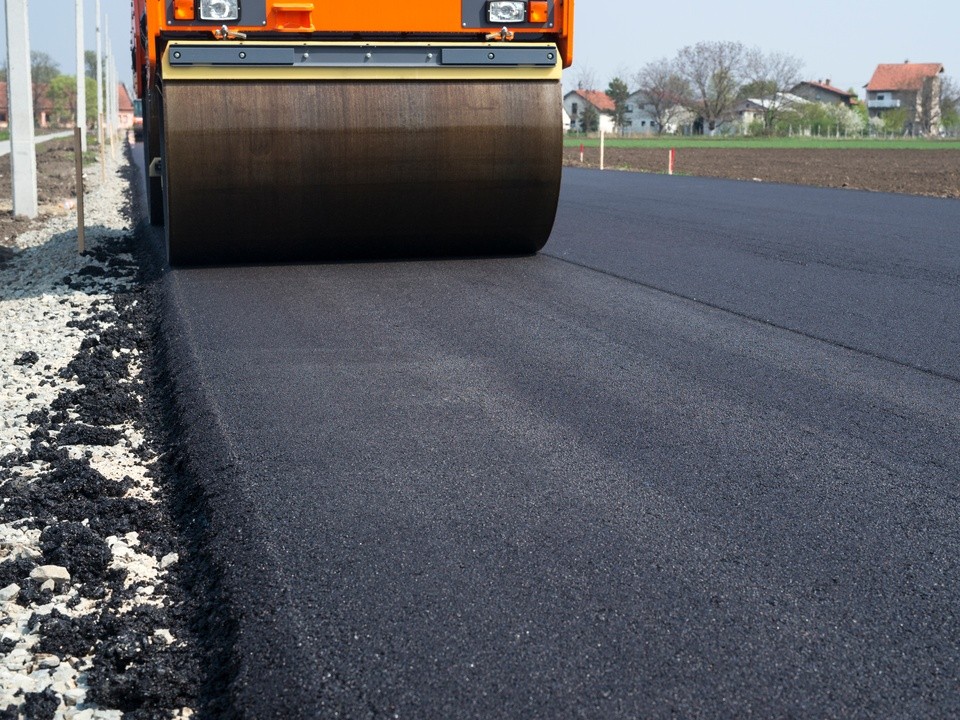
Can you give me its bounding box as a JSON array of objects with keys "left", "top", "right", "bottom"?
[{"left": 162, "top": 79, "right": 561, "bottom": 265}]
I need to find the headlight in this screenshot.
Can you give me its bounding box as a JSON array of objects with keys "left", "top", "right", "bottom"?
[
  {"left": 488, "top": 1, "right": 526, "bottom": 23},
  {"left": 200, "top": 0, "right": 239, "bottom": 21}
]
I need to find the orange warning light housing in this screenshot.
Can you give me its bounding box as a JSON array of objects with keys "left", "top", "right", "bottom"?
[
  {"left": 529, "top": 1, "right": 549, "bottom": 23},
  {"left": 173, "top": 0, "right": 195, "bottom": 21}
]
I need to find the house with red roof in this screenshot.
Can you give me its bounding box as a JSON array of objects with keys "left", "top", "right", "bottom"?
[
  {"left": 791, "top": 80, "right": 858, "bottom": 107},
  {"left": 562, "top": 89, "right": 617, "bottom": 134},
  {"left": 0, "top": 81, "right": 133, "bottom": 130},
  {"left": 865, "top": 62, "right": 944, "bottom": 135}
]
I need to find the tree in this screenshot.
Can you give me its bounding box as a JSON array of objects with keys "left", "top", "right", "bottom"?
[
  {"left": 782, "top": 102, "right": 831, "bottom": 136},
  {"left": 580, "top": 104, "right": 600, "bottom": 133},
  {"left": 31, "top": 51, "right": 60, "bottom": 124},
  {"left": 85, "top": 50, "right": 98, "bottom": 80},
  {"left": 574, "top": 65, "right": 598, "bottom": 91},
  {"left": 606, "top": 76, "right": 630, "bottom": 134},
  {"left": 740, "top": 48, "right": 804, "bottom": 132},
  {"left": 941, "top": 76, "right": 960, "bottom": 131},
  {"left": 46, "top": 75, "right": 77, "bottom": 126},
  {"left": 675, "top": 41, "right": 747, "bottom": 133},
  {"left": 881, "top": 107, "right": 910, "bottom": 135},
  {"left": 31, "top": 51, "right": 59, "bottom": 83},
  {"left": 634, "top": 58, "right": 691, "bottom": 135}
]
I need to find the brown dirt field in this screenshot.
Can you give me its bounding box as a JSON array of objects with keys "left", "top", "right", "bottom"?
[
  {"left": 0, "top": 139, "right": 85, "bottom": 254},
  {"left": 563, "top": 147, "right": 960, "bottom": 200}
]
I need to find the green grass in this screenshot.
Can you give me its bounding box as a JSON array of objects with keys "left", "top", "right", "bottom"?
[{"left": 563, "top": 135, "right": 960, "bottom": 150}]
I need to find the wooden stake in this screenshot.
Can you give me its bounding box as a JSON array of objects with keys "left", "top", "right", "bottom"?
[
  {"left": 99, "top": 112, "right": 106, "bottom": 181},
  {"left": 74, "top": 127, "right": 85, "bottom": 254}
]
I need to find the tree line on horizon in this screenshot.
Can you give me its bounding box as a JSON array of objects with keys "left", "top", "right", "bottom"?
[
  {"left": 0, "top": 50, "right": 104, "bottom": 127},
  {"left": 572, "top": 41, "right": 960, "bottom": 136}
]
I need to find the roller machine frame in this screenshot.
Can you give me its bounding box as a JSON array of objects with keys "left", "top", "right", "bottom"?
[{"left": 132, "top": 0, "right": 575, "bottom": 265}]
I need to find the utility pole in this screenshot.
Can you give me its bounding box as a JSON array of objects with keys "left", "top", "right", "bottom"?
[
  {"left": 76, "top": 0, "right": 87, "bottom": 151},
  {"left": 105, "top": 23, "right": 116, "bottom": 160},
  {"left": 5, "top": 0, "right": 37, "bottom": 218},
  {"left": 96, "top": 0, "right": 103, "bottom": 146}
]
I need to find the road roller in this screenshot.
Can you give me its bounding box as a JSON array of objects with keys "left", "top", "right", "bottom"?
[{"left": 132, "top": 1, "right": 574, "bottom": 265}]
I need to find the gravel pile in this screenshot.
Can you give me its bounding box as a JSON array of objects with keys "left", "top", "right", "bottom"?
[{"left": 0, "top": 149, "right": 199, "bottom": 718}]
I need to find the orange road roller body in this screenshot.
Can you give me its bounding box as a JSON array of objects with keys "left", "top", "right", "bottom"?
[{"left": 132, "top": 0, "right": 574, "bottom": 265}]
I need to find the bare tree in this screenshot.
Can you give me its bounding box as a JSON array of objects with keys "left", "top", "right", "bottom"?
[
  {"left": 675, "top": 41, "right": 747, "bottom": 133},
  {"left": 575, "top": 65, "right": 598, "bottom": 91},
  {"left": 634, "top": 58, "right": 691, "bottom": 134},
  {"left": 941, "top": 75, "right": 960, "bottom": 130},
  {"left": 741, "top": 48, "right": 804, "bottom": 131}
]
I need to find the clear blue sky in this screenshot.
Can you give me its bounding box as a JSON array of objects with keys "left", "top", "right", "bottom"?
[
  {"left": 1, "top": 1, "right": 957, "bottom": 97},
  {"left": 565, "top": 1, "right": 959, "bottom": 94},
  {"left": 0, "top": 1, "right": 134, "bottom": 87}
]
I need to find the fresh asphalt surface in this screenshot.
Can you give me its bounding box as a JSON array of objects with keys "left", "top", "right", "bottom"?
[{"left": 143, "top": 154, "right": 960, "bottom": 718}]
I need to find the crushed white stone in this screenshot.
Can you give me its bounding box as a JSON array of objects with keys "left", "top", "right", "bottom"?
[{"left": 0, "top": 144, "right": 195, "bottom": 718}]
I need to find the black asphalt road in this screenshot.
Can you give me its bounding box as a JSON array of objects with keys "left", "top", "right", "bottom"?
[{"left": 149, "top": 164, "right": 960, "bottom": 718}]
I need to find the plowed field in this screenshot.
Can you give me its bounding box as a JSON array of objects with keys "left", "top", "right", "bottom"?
[{"left": 563, "top": 147, "right": 960, "bottom": 199}]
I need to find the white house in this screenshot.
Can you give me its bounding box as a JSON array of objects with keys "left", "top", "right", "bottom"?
[
  {"left": 624, "top": 91, "right": 695, "bottom": 135},
  {"left": 563, "top": 89, "right": 616, "bottom": 133}
]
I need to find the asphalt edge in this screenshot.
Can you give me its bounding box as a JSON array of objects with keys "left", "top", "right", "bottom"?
[{"left": 128, "top": 148, "right": 331, "bottom": 719}]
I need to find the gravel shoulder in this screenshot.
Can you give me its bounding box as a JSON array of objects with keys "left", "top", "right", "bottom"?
[{"left": 0, "top": 143, "right": 200, "bottom": 719}]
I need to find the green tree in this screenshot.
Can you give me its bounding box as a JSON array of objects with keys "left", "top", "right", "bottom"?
[
  {"left": 31, "top": 51, "right": 60, "bottom": 123},
  {"left": 781, "top": 102, "right": 833, "bottom": 136},
  {"left": 580, "top": 104, "right": 600, "bottom": 133},
  {"left": 606, "top": 76, "right": 630, "bottom": 134},
  {"left": 85, "top": 50, "right": 98, "bottom": 79},
  {"left": 941, "top": 76, "right": 960, "bottom": 132},
  {"left": 46, "top": 75, "right": 76, "bottom": 126},
  {"left": 85, "top": 77, "right": 98, "bottom": 125},
  {"left": 31, "top": 51, "right": 59, "bottom": 83},
  {"left": 882, "top": 107, "right": 909, "bottom": 135},
  {"left": 738, "top": 79, "right": 777, "bottom": 100}
]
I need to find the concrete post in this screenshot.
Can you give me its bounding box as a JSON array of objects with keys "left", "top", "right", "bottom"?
[
  {"left": 96, "top": 0, "right": 103, "bottom": 146},
  {"left": 105, "top": 20, "right": 114, "bottom": 140},
  {"left": 76, "top": 0, "right": 87, "bottom": 151},
  {"left": 5, "top": 0, "right": 38, "bottom": 219}
]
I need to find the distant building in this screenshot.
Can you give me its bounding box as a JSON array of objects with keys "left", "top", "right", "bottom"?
[
  {"left": 562, "top": 89, "right": 616, "bottom": 133},
  {"left": 624, "top": 91, "right": 695, "bottom": 135},
  {"left": 865, "top": 62, "right": 944, "bottom": 135},
  {"left": 0, "top": 81, "right": 133, "bottom": 130},
  {"left": 733, "top": 93, "right": 807, "bottom": 133},
  {"left": 118, "top": 83, "right": 135, "bottom": 130},
  {"left": 791, "top": 80, "right": 858, "bottom": 107}
]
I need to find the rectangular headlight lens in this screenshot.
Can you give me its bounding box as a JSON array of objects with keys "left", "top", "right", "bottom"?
[
  {"left": 200, "top": 0, "right": 239, "bottom": 21},
  {"left": 488, "top": 1, "right": 526, "bottom": 23}
]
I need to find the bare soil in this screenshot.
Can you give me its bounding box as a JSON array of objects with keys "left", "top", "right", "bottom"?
[
  {"left": 0, "top": 139, "right": 84, "bottom": 254},
  {"left": 564, "top": 147, "right": 960, "bottom": 200}
]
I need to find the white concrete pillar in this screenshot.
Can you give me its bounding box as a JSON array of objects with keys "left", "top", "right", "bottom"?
[
  {"left": 5, "top": 0, "right": 37, "bottom": 218},
  {"left": 96, "top": 0, "right": 103, "bottom": 144},
  {"left": 76, "top": 0, "right": 87, "bottom": 151}
]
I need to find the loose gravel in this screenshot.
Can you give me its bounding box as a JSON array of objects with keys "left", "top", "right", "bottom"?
[{"left": 0, "top": 147, "right": 200, "bottom": 718}]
